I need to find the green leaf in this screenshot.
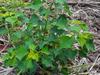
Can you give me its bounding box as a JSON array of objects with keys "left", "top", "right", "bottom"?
[
  {"left": 30, "top": 14, "right": 39, "bottom": 25},
  {"left": 3, "top": 53, "right": 10, "bottom": 61},
  {"left": 69, "top": 20, "right": 82, "bottom": 25},
  {"left": 53, "top": 49, "right": 60, "bottom": 56},
  {"left": 78, "top": 37, "right": 86, "bottom": 47},
  {"left": 28, "top": 0, "right": 42, "bottom": 10},
  {"left": 7, "top": 47, "right": 15, "bottom": 53},
  {"left": 4, "top": 58, "right": 18, "bottom": 67},
  {"left": 58, "top": 49, "right": 68, "bottom": 63},
  {"left": 82, "top": 32, "right": 93, "bottom": 39},
  {"left": 64, "top": 3, "right": 72, "bottom": 16},
  {"left": 78, "top": 32, "right": 93, "bottom": 47},
  {"left": 15, "top": 12, "right": 24, "bottom": 17},
  {"left": 79, "top": 46, "right": 88, "bottom": 57},
  {"left": 24, "top": 60, "right": 37, "bottom": 72},
  {"left": 29, "top": 44, "right": 36, "bottom": 50},
  {"left": 55, "top": 0, "right": 66, "bottom": 4},
  {"left": 5, "top": 16, "right": 17, "bottom": 24},
  {"left": 42, "top": 56, "right": 53, "bottom": 67},
  {"left": 39, "top": 41, "right": 48, "bottom": 49},
  {"left": 25, "top": 60, "right": 37, "bottom": 74},
  {"left": 51, "top": 26, "right": 64, "bottom": 35},
  {"left": 23, "top": 16, "right": 30, "bottom": 23},
  {"left": 66, "top": 50, "right": 77, "bottom": 59},
  {"left": 59, "top": 35, "right": 74, "bottom": 48},
  {"left": 69, "top": 20, "right": 89, "bottom": 31},
  {"left": 86, "top": 39, "right": 95, "bottom": 51},
  {"left": 26, "top": 60, "right": 33, "bottom": 69},
  {"left": 16, "top": 46, "right": 28, "bottom": 60},
  {"left": 25, "top": 39, "right": 33, "bottom": 48},
  {"left": 80, "top": 23, "right": 89, "bottom": 31},
  {"left": 56, "top": 15, "right": 67, "bottom": 29},
  {"left": 11, "top": 31, "right": 23, "bottom": 42},
  {"left": 0, "top": 28, "right": 8, "bottom": 35},
  {"left": 68, "top": 25, "right": 81, "bottom": 32},
  {"left": 17, "top": 59, "right": 37, "bottom": 73},
  {"left": 41, "top": 46, "right": 49, "bottom": 55},
  {"left": 77, "top": 33, "right": 86, "bottom": 47},
  {"left": 27, "top": 50, "right": 40, "bottom": 61},
  {"left": 40, "top": 8, "right": 51, "bottom": 17},
  {"left": 61, "top": 68, "right": 69, "bottom": 75}
]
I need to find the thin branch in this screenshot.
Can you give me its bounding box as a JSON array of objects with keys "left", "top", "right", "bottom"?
[
  {"left": 67, "top": 2, "right": 100, "bottom": 5},
  {"left": 88, "top": 54, "right": 100, "bottom": 72}
]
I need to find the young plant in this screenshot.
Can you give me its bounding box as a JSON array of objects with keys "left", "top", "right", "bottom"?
[{"left": 0, "top": 0, "right": 95, "bottom": 75}]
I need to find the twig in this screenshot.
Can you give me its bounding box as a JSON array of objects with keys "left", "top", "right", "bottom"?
[
  {"left": 0, "top": 67, "right": 13, "bottom": 75},
  {"left": 88, "top": 54, "right": 100, "bottom": 72},
  {"left": 67, "top": 2, "right": 100, "bottom": 5},
  {"left": 0, "top": 38, "right": 9, "bottom": 43},
  {"left": 0, "top": 44, "right": 8, "bottom": 53},
  {"left": 72, "top": 9, "right": 89, "bottom": 19},
  {"left": 68, "top": 62, "right": 99, "bottom": 69},
  {"left": 78, "top": 72, "right": 89, "bottom": 75},
  {"left": 4, "top": 23, "right": 15, "bottom": 48}
]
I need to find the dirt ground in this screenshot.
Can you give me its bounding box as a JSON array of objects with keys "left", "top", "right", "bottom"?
[{"left": 68, "top": 0, "right": 100, "bottom": 74}]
